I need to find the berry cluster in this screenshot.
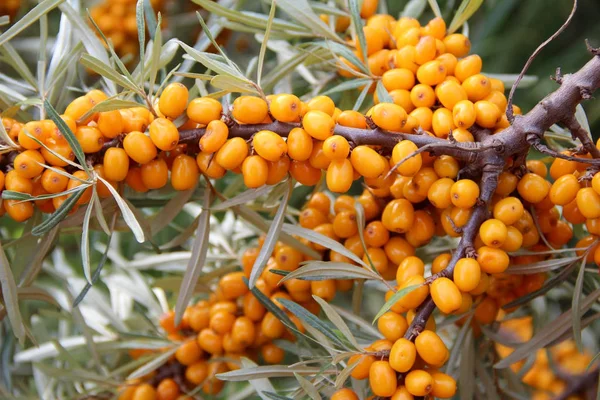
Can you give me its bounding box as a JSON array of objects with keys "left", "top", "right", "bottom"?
[{"left": 89, "top": 0, "right": 166, "bottom": 58}]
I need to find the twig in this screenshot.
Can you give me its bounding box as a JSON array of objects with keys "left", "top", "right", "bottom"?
[{"left": 562, "top": 113, "right": 600, "bottom": 158}]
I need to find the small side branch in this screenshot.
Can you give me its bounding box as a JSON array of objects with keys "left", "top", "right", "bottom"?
[{"left": 562, "top": 114, "right": 600, "bottom": 158}]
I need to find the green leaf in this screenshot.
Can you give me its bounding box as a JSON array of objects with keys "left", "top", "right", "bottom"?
[
  {"left": 257, "top": 0, "right": 277, "bottom": 88},
  {"left": 174, "top": 189, "right": 211, "bottom": 325},
  {"left": 143, "top": 0, "right": 158, "bottom": 40},
  {"left": 0, "top": 0, "right": 65, "bottom": 47},
  {"left": 77, "top": 99, "right": 142, "bottom": 124},
  {"left": 249, "top": 180, "right": 292, "bottom": 288},
  {"left": 273, "top": 0, "right": 344, "bottom": 44},
  {"left": 247, "top": 279, "right": 297, "bottom": 337},
  {"left": 240, "top": 358, "right": 276, "bottom": 400},
  {"left": 574, "top": 104, "right": 591, "bottom": 138},
  {"left": 211, "top": 75, "right": 259, "bottom": 95},
  {"left": 81, "top": 191, "right": 96, "bottom": 284},
  {"left": 279, "top": 298, "right": 346, "bottom": 349},
  {"left": 96, "top": 176, "right": 145, "bottom": 243},
  {"left": 80, "top": 55, "right": 143, "bottom": 95},
  {"left": 218, "top": 365, "right": 322, "bottom": 381},
  {"left": 427, "top": 0, "right": 443, "bottom": 19},
  {"left": 459, "top": 329, "right": 475, "bottom": 400},
  {"left": 312, "top": 296, "right": 360, "bottom": 350},
  {"left": 295, "top": 373, "right": 322, "bottom": 400},
  {"left": 178, "top": 41, "right": 246, "bottom": 79},
  {"left": 280, "top": 261, "right": 381, "bottom": 282},
  {"left": 348, "top": 0, "right": 368, "bottom": 66},
  {"left": 149, "top": 187, "right": 197, "bottom": 235},
  {"left": 0, "top": 239, "right": 25, "bottom": 344},
  {"left": 136, "top": 0, "right": 146, "bottom": 67},
  {"left": 0, "top": 41, "right": 37, "bottom": 90},
  {"left": 448, "top": 0, "right": 484, "bottom": 34},
  {"left": 506, "top": 256, "right": 579, "bottom": 274},
  {"left": 321, "top": 78, "right": 372, "bottom": 96},
  {"left": 373, "top": 285, "right": 419, "bottom": 323},
  {"left": 281, "top": 223, "right": 365, "bottom": 267},
  {"left": 445, "top": 313, "right": 474, "bottom": 376},
  {"left": 32, "top": 188, "right": 85, "bottom": 236},
  {"left": 147, "top": 15, "right": 163, "bottom": 98},
  {"left": 402, "top": 0, "right": 427, "bottom": 18},
  {"left": 572, "top": 256, "right": 587, "bottom": 352},
  {"left": 43, "top": 99, "right": 89, "bottom": 174},
  {"left": 313, "top": 41, "right": 369, "bottom": 75},
  {"left": 353, "top": 81, "right": 372, "bottom": 111},
  {"left": 376, "top": 80, "right": 393, "bottom": 103},
  {"left": 214, "top": 185, "right": 276, "bottom": 211}
]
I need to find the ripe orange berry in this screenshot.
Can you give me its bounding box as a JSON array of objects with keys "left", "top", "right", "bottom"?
[
  {"left": 132, "top": 383, "right": 157, "bottom": 400},
  {"left": 123, "top": 131, "right": 157, "bottom": 164},
  {"left": 415, "top": 330, "right": 449, "bottom": 367},
  {"left": 430, "top": 277, "right": 462, "bottom": 314},
  {"left": 443, "top": 33, "right": 471, "bottom": 57},
  {"left": 252, "top": 130, "right": 287, "bottom": 161},
  {"left": 473, "top": 100, "right": 501, "bottom": 128},
  {"left": 370, "top": 103, "right": 408, "bottom": 131},
  {"left": 397, "top": 275, "right": 429, "bottom": 310},
  {"left": 454, "top": 54, "right": 482, "bottom": 82},
  {"left": 64, "top": 95, "right": 94, "bottom": 123},
  {"left": 382, "top": 68, "right": 415, "bottom": 91},
  {"left": 432, "top": 107, "right": 455, "bottom": 138},
  {"left": 410, "top": 84, "right": 436, "bottom": 108},
  {"left": 435, "top": 80, "right": 467, "bottom": 109},
  {"left": 125, "top": 167, "right": 148, "bottom": 192},
  {"left": 67, "top": 170, "right": 92, "bottom": 205},
  {"left": 493, "top": 197, "right": 524, "bottom": 225},
  {"left": 405, "top": 369, "right": 433, "bottom": 396},
  {"left": 303, "top": 110, "right": 335, "bottom": 140},
  {"left": 175, "top": 339, "right": 202, "bottom": 366},
  {"left": 187, "top": 97, "right": 222, "bottom": 124},
  {"left": 158, "top": 82, "right": 188, "bottom": 118},
  {"left": 577, "top": 187, "right": 600, "bottom": 218},
  {"left": 452, "top": 99, "right": 476, "bottom": 129},
  {"left": 477, "top": 246, "right": 510, "bottom": 274},
  {"left": 75, "top": 126, "right": 104, "bottom": 153},
  {"left": 306, "top": 95, "right": 335, "bottom": 116},
  {"left": 289, "top": 160, "right": 322, "bottom": 186},
  {"left": 232, "top": 96, "right": 269, "bottom": 124},
  {"left": 39, "top": 167, "right": 68, "bottom": 194},
  {"left": 426, "top": 177, "right": 453, "bottom": 209},
  {"left": 517, "top": 173, "right": 550, "bottom": 204},
  {"left": 369, "top": 361, "right": 397, "bottom": 397},
  {"left": 450, "top": 179, "right": 479, "bottom": 208},
  {"left": 199, "top": 120, "right": 228, "bottom": 153},
  {"left": 391, "top": 140, "right": 422, "bottom": 176},
  {"left": 270, "top": 93, "right": 302, "bottom": 122},
  {"left": 326, "top": 159, "right": 354, "bottom": 193},
  {"left": 416, "top": 60, "right": 446, "bottom": 86},
  {"left": 103, "top": 148, "right": 130, "bottom": 182},
  {"left": 215, "top": 137, "right": 248, "bottom": 170},
  {"left": 149, "top": 118, "right": 179, "bottom": 151},
  {"left": 241, "top": 155, "right": 268, "bottom": 188},
  {"left": 502, "top": 225, "right": 524, "bottom": 252},
  {"left": 140, "top": 158, "right": 169, "bottom": 190},
  {"left": 331, "top": 388, "right": 358, "bottom": 400},
  {"left": 197, "top": 328, "right": 223, "bottom": 355},
  {"left": 430, "top": 371, "right": 457, "bottom": 398},
  {"left": 382, "top": 198, "right": 414, "bottom": 233},
  {"left": 13, "top": 150, "right": 44, "bottom": 179},
  {"left": 171, "top": 154, "right": 199, "bottom": 190},
  {"left": 453, "top": 258, "right": 481, "bottom": 292},
  {"left": 377, "top": 312, "right": 408, "bottom": 342},
  {"left": 337, "top": 110, "right": 367, "bottom": 129},
  {"left": 389, "top": 338, "right": 416, "bottom": 372},
  {"left": 266, "top": 156, "right": 290, "bottom": 185},
  {"left": 479, "top": 219, "right": 508, "bottom": 247},
  {"left": 261, "top": 311, "right": 286, "bottom": 339},
  {"left": 156, "top": 378, "right": 180, "bottom": 400},
  {"left": 196, "top": 151, "right": 226, "bottom": 179},
  {"left": 97, "top": 110, "right": 123, "bottom": 139},
  {"left": 462, "top": 73, "right": 492, "bottom": 101},
  {"left": 322, "top": 135, "right": 350, "bottom": 160},
  {"left": 286, "top": 127, "right": 313, "bottom": 161},
  {"left": 474, "top": 296, "right": 499, "bottom": 324},
  {"left": 350, "top": 145, "right": 386, "bottom": 178},
  {"left": 4, "top": 200, "right": 34, "bottom": 222}
]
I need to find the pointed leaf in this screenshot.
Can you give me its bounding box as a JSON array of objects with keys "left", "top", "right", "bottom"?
[
  {"left": 97, "top": 177, "right": 145, "bottom": 243},
  {"left": 373, "top": 285, "right": 419, "bottom": 323},
  {"left": 312, "top": 296, "right": 360, "bottom": 350},
  {"left": 0, "top": 240, "right": 25, "bottom": 344}
]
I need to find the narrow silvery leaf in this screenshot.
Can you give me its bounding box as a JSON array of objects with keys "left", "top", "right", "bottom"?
[
  {"left": 0, "top": 240, "right": 26, "bottom": 344},
  {"left": 127, "top": 346, "right": 178, "bottom": 379},
  {"left": 97, "top": 177, "right": 145, "bottom": 243},
  {"left": 312, "top": 296, "right": 360, "bottom": 350},
  {"left": 373, "top": 285, "right": 419, "bottom": 323},
  {"left": 0, "top": 0, "right": 65, "bottom": 46},
  {"left": 295, "top": 373, "right": 322, "bottom": 400}
]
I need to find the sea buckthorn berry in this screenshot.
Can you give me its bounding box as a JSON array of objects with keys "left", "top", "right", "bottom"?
[
  {"left": 350, "top": 145, "right": 386, "bottom": 178},
  {"left": 485, "top": 90, "right": 508, "bottom": 112},
  {"left": 370, "top": 103, "right": 408, "bottom": 131},
  {"left": 175, "top": 339, "right": 202, "bottom": 366},
  {"left": 405, "top": 370, "right": 433, "bottom": 397},
  {"left": 452, "top": 99, "right": 476, "bottom": 129},
  {"left": 391, "top": 140, "right": 422, "bottom": 177},
  {"left": 75, "top": 126, "right": 104, "bottom": 153},
  {"left": 123, "top": 131, "right": 157, "bottom": 164},
  {"left": 416, "top": 60, "right": 446, "bottom": 86},
  {"left": 270, "top": 93, "right": 301, "bottom": 122},
  {"left": 577, "top": 187, "right": 600, "bottom": 218},
  {"left": 369, "top": 361, "right": 397, "bottom": 397},
  {"left": 450, "top": 179, "right": 480, "bottom": 208},
  {"left": 199, "top": 120, "right": 228, "bottom": 154},
  {"left": 462, "top": 73, "right": 492, "bottom": 101},
  {"left": 451, "top": 128, "right": 474, "bottom": 142},
  {"left": 395, "top": 256, "right": 425, "bottom": 284},
  {"left": 363, "top": 247, "right": 389, "bottom": 274},
  {"left": 302, "top": 110, "right": 335, "bottom": 140},
  {"left": 67, "top": 170, "right": 92, "bottom": 204},
  {"left": 40, "top": 167, "right": 68, "bottom": 194},
  {"left": 517, "top": 173, "right": 550, "bottom": 204},
  {"left": 496, "top": 171, "right": 518, "bottom": 196},
  {"left": 259, "top": 342, "right": 284, "bottom": 364},
  {"left": 493, "top": 197, "right": 524, "bottom": 225},
  {"left": 502, "top": 226, "right": 524, "bottom": 252},
  {"left": 13, "top": 150, "right": 44, "bottom": 179},
  {"left": 97, "top": 110, "right": 123, "bottom": 139},
  {"left": 443, "top": 33, "right": 471, "bottom": 57},
  {"left": 309, "top": 141, "right": 334, "bottom": 173},
  {"left": 433, "top": 155, "right": 459, "bottom": 179},
  {"left": 422, "top": 16, "right": 445, "bottom": 39},
  {"left": 397, "top": 275, "right": 429, "bottom": 310},
  {"left": 382, "top": 199, "right": 415, "bottom": 233},
  {"left": 18, "top": 121, "right": 45, "bottom": 150},
  {"left": 410, "top": 84, "right": 436, "bottom": 108},
  {"left": 289, "top": 160, "right": 322, "bottom": 185},
  {"left": 231, "top": 96, "right": 269, "bottom": 124},
  {"left": 239, "top": 155, "right": 268, "bottom": 188},
  {"left": 337, "top": 110, "right": 367, "bottom": 129},
  {"left": 477, "top": 246, "right": 510, "bottom": 274},
  {"left": 389, "top": 338, "right": 417, "bottom": 372},
  {"left": 453, "top": 258, "right": 481, "bottom": 292},
  {"left": 479, "top": 219, "right": 508, "bottom": 248},
  {"left": 252, "top": 130, "right": 287, "bottom": 162},
  {"left": 196, "top": 151, "right": 226, "bottom": 179},
  {"left": 132, "top": 384, "right": 157, "bottom": 400},
  {"left": 430, "top": 372, "right": 457, "bottom": 398},
  {"left": 197, "top": 328, "right": 223, "bottom": 355},
  {"left": 102, "top": 148, "right": 129, "bottom": 183},
  {"left": 158, "top": 83, "right": 188, "bottom": 118},
  {"left": 526, "top": 159, "right": 548, "bottom": 177},
  {"left": 431, "top": 253, "right": 451, "bottom": 275},
  {"left": 171, "top": 154, "right": 199, "bottom": 190},
  {"left": 454, "top": 54, "right": 482, "bottom": 82},
  {"left": 332, "top": 210, "right": 358, "bottom": 238},
  {"left": 378, "top": 312, "right": 408, "bottom": 341},
  {"left": 432, "top": 107, "right": 455, "bottom": 138},
  {"left": 388, "top": 89, "right": 415, "bottom": 113},
  {"left": 414, "top": 35, "right": 436, "bottom": 65},
  {"left": 325, "top": 158, "right": 353, "bottom": 193},
  {"left": 382, "top": 68, "right": 415, "bottom": 91},
  {"left": 286, "top": 127, "right": 313, "bottom": 161},
  {"left": 427, "top": 178, "right": 453, "bottom": 209},
  {"left": 156, "top": 378, "right": 180, "bottom": 400},
  {"left": 4, "top": 200, "right": 34, "bottom": 222},
  {"left": 215, "top": 137, "right": 248, "bottom": 170},
  {"left": 431, "top": 277, "right": 462, "bottom": 314},
  {"left": 349, "top": 354, "right": 375, "bottom": 380},
  {"left": 125, "top": 167, "right": 149, "bottom": 193},
  {"left": 473, "top": 100, "right": 501, "bottom": 128},
  {"left": 364, "top": 220, "right": 390, "bottom": 248},
  {"left": 322, "top": 135, "right": 350, "bottom": 160},
  {"left": 435, "top": 80, "right": 467, "bottom": 109},
  {"left": 230, "top": 316, "right": 255, "bottom": 348},
  {"left": 331, "top": 388, "right": 358, "bottom": 400},
  {"left": 415, "top": 330, "right": 449, "bottom": 367},
  {"left": 474, "top": 296, "right": 499, "bottom": 324},
  {"left": 148, "top": 118, "right": 179, "bottom": 151},
  {"left": 299, "top": 207, "right": 328, "bottom": 229},
  {"left": 261, "top": 311, "right": 285, "bottom": 339},
  {"left": 187, "top": 97, "right": 222, "bottom": 124},
  {"left": 306, "top": 95, "right": 335, "bottom": 116},
  {"left": 592, "top": 172, "right": 600, "bottom": 195},
  {"left": 64, "top": 95, "right": 94, "bottom": 123},
  {"left": 140, "top": 158, "right": 168, "bottom": 190}
]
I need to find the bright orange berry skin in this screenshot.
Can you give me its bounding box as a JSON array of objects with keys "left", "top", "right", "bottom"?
[
  {"left": 159, "top": 82, "right": 188, "bottom": 118},
  {"left": 430, "top": 372, "right": 457, "bottom": 398},
  {"left": 479, "top": 219, "right": 508, "bottom": 248},
  {"left": 453, "top": 258, "right": 481, "bottom": 292},
  {"left": 430, "top": 277, "right": 462, "bottom": 314},
  {"left": 331, "top": 388, "right": 359, "bottom": 400},
  {"left": 389, "top": 338, "right": 416, "bottom": 372},
  {"left": 370, "top": 103, "right": 408, "bottom": 131},
  {"left": 350, "top": 145, "right": 386, "bottom": 178},
  {"left": 517, "top": 173, "right": 550, "bottom": 204},
  {"left": 215, "top": 137, "right": 249, "bottom": 170},
  {"left": 242, "top": 155, "right": 269, "bottom": 188},
  {"left": 232, "top": 96, "right": 269, "bottom": 124},
  {"left": 322, "top": 135, "right": 350, "bottom": 160},
  {"left": 123, "top": 131, "right": 157, "bottom": 164},
  {"left": 405, "top": 370, "right": 434, "bottom": 397},
  {"left": 97, "top": 110, "right": 123, "bottom": 138},
  {"left": 187, "top": 97, "right": 222, "bottom": 124},
  {"left": 415, "top": 330, "right": 449, "bottom": 367},
  {"left": 13, "top": 150, "right": 44, "bottom": 179},
  {"left": 477, "top": 246, "right": 510, "bottom": 274},
  {"left": 450, "top": 179, "right": 479, "bottom": 208},
  {"left": 326, "top": 159, "right": 354, "bottom": 193},
  {"left": 171, "top": 154, "right": 200, "bottom": 190},
  {"left": 141, "top": 158, "right": 169, "bottom": 190},
  {"left": 103, "top": 148, "right": 130, "bottom": 182},
  {"left": 369, "top": 361, "right": 397, "bottom": 397},
  {"left": 302, "top": 110, "right": 335, "bottom": 140},
  {"left": 75, "top": 126, "right": 104, "bottom": 153},
  {"left": 252, "top": 130, "right": 287, "bottom": 161},
  {"left": 270, "top": 94, "right": 302, "bottom": 122},
  {"left": 149, "top": 118, "right": 179, "bottom": 151}
]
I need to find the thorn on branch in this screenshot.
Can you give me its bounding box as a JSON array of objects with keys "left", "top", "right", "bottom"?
[
  {"left": 586, "top": 39, "right": 600, "bottom": 56},
  {"left": 552, "top": 67, "right": 563, "bottom": 84},
  {"left": 580, "top": 87, "right": 593, "bottom": 100}
]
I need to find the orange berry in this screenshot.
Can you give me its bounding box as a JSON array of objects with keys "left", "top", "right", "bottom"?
[
  {"left": 450, "top": 179, "right": 479, "bottom": 208},
  {"left": 171, "top": 154, "right": 199, "bottom": 190},
  {"left": 369, "top": 361, "right": 397, "bottom": 397},
  {"left": 199, "top": 120, "right": 228, "bottom": 153},
  {"left": 232, "top": 96, "right": 269, "bottom": 124},
  {"left": 453, "top": 258, "right": 481, "bottom": 292},
  {"left": 479, "top": 219, "right": 508, "bottom": 248},
  {"left": 452, "top": 99, "right": 476, "bottom": 129},
  {"left": 241, "top": 155, "right": 269, "bottom": 188},
  {"left": 389, "top": 338, "right": 416, "bottom": 372},
  {"left": 187, "top": 97, "right": 222, "bottom": 124},
  {"left": 473, "top": 100, "right": 501, "bottom": 128},
  {"left": 156, "top": 378, "right": 180, "bottom": 400},
  {"left": 577, "top": 187, "right": 600, "bottom": 218},
  {"left": 97, "top": 110, "right": 123, "bottom": 138},
  {"left": 493, "top": 196, "right": 524, "bottom": 225},
  {"left": 103, "top": 148, "right": 130, "bottom": 182},
  {"left": 215, "top": 137, "right": 248, "bottom": 170},
  {"left": 410, "top": 84, "right": 436, "bottom": 108},
  {"left": 462, "top": 73, "right": 492, "bottom": 101},
  {"left": 4, "top": 200, "right": 34, "bottom": 222},
  {"left": 140, "top": 158, "right": 169, "bottom": 190},
  {"left": 454, "top": 54, "right": 482, "bottom": 82},
  {"left": 302, "top": 110, "right": 335, "bottom": 140},
  {"left": 175, "top": 339, "right": 202, "bottom": 366},
  {"left": 382, "top": 68, "right": 416, "bottom": 91},
  {"left": 435, "top": 80, "right": 467, "bottom": 109},
  {"left": 252, "top": 130, "right": 287, "bottom": 161},
  {"left": 349, "top": 354, "right": 375, "bottom": 379},
  {"left": 405, "top": 369, "right": 433, "bottom": 396},
  {"left": 197, "top": 328, "right": 223, "bottom": 355},
  {"left": 123, "top": 131, "right": 157, "bottom": 164},
  {"left": 415, "top": 330, "right": 448, "bottom": 367},
  {"left": 331, "top": 388, "right": 359, "bottom": 400},
  {"left": 378, "top": 312, "right": 408, "bottom": 342},
  {"left": 370, "top": 103, "right": 408, "bottom": 131},
  {"left": 477, "top": 246, "right": 510, "bottom": 274},
  {"left": 132, "top": 384, "right": 157, "bottom": 400},
  {"left": 430, "top": 277, "right": 462, "bottom": 314},
  {"left": 517, "top": 173, "right": 550, "bottom": 204},
  {"left": 125, "top": 167, "right": 148, "bottom": 192},
  {"left": 391, "top": 140, "right": 422, "bottom": 177},
  {"left": 350, "top": 145, "right": 386, "bottom": 178},
  {"left": 270, "top": 94, "right": 302, "bottom": 122},
  {"left": 64, "top": 95, "right": 94, "bottom": 123},
  {"left": 306, "top": 95, "right": 335, "bottom": 116},
  {"left": 75, "top": 126, "right": 104, "bottom": 153},
  {"left": 326, "top": 159, "right": 354, "bottom": 193},
  {"left": 148, "top": 118, "right": 179, "bottom": 152},
  {"left": 158, "top": 82, "right": 188, "bottom": 118},
  {"left": 416, "top": 60, "right": 446, "bottom": 86},
  {"left": 443, "top": 33, "right": 471, "bottom": 57},
  {"left": 322, "top": 135, "right": 350, "bottom": 160},
  {"left": 13, "top": 150, "right": 44, "bottom": 179},
  {"left": 287, "top": 127, "right": 313, "bottom": 161},
  {"left": 67, "top": 170, "right": 92, "bottom": 205},
  {"left": 382, "top": 198, "right": 414, "bottom": 233},
  {"left": 430, "top": 371, "right": 457, "bottom": 398}
]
